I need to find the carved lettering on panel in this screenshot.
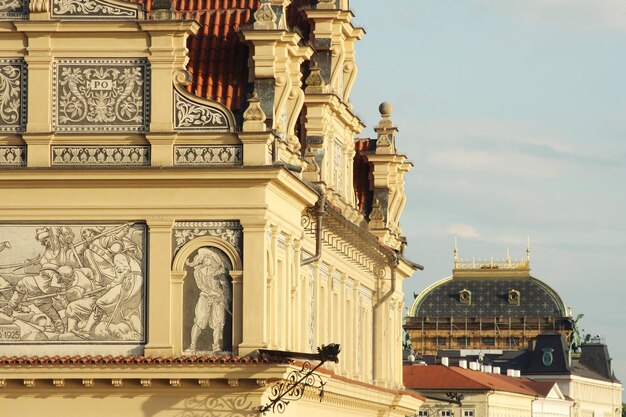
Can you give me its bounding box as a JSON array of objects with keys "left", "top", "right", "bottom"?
[
  {"left": 0, "top": 0, "right": 27, "bottom": 18},
  {"left": 174, "top": 146, "right": 242, "bottom": 166},
  {"left": 0, "top": 146, "right": 26, "bottom": 167},
  {"left": 52, "top": 0, "right": 138, "bottom": 18},
  {"left": 0, "top": 223, "right": 146, "bottom": 349},
  {"left": 53, "top": 59, "right": 149, "bottom": 132},
  {"left": 52, "top": 146, "right": 150, "bottom": 166},
  {"left": 0, "top": 59, "right": 26, "bottom": 132}
]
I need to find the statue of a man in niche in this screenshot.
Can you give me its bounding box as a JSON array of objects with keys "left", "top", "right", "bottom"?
[{"left": 184, "top": 248, "right": 231, "bottom": 354}]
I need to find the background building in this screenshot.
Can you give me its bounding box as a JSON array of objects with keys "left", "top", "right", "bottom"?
[{"left": 405, "top": 248, "right": 572, "bottom": 356}]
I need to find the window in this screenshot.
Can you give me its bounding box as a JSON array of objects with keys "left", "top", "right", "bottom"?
[
  {"left": 463, "top": 410, "right": 475, "bottom": 417},
  {"left": 417, "top": 411, "right": 429, "bottom": 417},
  {"left": 458, "top": 337, "right": 470, "bottom": 347},
  {"left": 439, "top": 410, "right": 452, "bottom": 417},
  {"left": 481, "top": 337, "right": 495, "bottom": 346},
  {"left": 434, "top": 336, "right": 447, "bottom": 346}
]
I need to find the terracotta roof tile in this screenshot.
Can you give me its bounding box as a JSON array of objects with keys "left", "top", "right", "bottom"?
[
  {"left": 0, "top": 355, "right": 291, "bottom": 366},
  {"left": 132, "top": 0, "right": 261, "bottom": 112},
  {"left": 403, "top": 365, "right": 543, "bottom": 397}
]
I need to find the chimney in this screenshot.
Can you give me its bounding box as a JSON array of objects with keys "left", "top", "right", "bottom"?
[
  {"left": 493, "top": 367, "right": 501, "bottom": 374},
  {"left": 469, "top": 361, "right": 479, "bottom": 371},
  {"left": 441, "top": 357, "right": 449, "bottom": 367},
  {"left": 459, "top": 360, "right": 468, "bottom": 369},
  {"left": 507, "top": 369, "right": 515, "bottom": 376},
  {"left": 484, "top": 365, "right": 492, "bottom": 373},
  {"left": 514, "top": 370, "right": 521, "bottom": 377}
]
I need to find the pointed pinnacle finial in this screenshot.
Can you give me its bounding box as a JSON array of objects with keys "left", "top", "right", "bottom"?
[
  {"left": 454, "top": 236, "right": 458, "bottom": 264},
  {"left": 526, "top": 236, "right": 531, "bottom": 262}
]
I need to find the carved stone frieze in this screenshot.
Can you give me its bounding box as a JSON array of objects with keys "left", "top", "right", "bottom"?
[
  {"left": 0, "top": 59, "right": 26, "bottom": 133},
  {"left": 53, "top": 59, "right": 149, "bottom": 133},
  {"left": 0, "top": 146, "right": 26, "bottom": 167},
  {"left": 174, "top": 89, "right": 230, "bottom": 132},
  {"left": 0, "top": 0, "right": 27, "bottom": 18},
  {"left": 174, "top": 145, "right": 242, "bottom": 166},
  {"left": 172, "top": 221, "right": 242, "bottom": 257},
  {"left": 51, "top": 0, "right": 140, "bottom": 19},
  {"left": 51, "top": 146, "right": 150, "bottom": 166}
]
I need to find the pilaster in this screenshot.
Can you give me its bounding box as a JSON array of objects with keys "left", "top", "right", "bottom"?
[
  {"left": 238, "top": 220, "right": 269, "bottom": 355},
  {"left": 145, "top": 217, "right": 174, "bottom": 357}
]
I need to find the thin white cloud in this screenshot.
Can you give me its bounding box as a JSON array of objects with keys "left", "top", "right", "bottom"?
[
  {"left": 445, "top": 223, "right": 481, "bottom": 239},
  {"left": 475, "top": 0, "right": 626, "bottom": 32}
]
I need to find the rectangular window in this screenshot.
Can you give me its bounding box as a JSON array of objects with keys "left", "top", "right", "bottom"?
[
  {"left": 439, "top": 410, "right": 452, "bottom": 417},
  {"left": 463, "top": 410, "right": 475, "bottom": 417},
  {"left": 481, "top": 337, "right": 495, "bottom": 346},
  {"left": 417, "top": 411, "right": 429, "bottom": 417},
  {"left": 434, "top": 336, "right": 447, "bottom": 346},
  {"left": 458, "top": 337, "right": 470, "bottom": 346}
]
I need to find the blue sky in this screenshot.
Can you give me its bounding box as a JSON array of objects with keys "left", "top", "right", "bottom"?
[{"left": 351, "top": 0, "right": 626, "bottom": 392}]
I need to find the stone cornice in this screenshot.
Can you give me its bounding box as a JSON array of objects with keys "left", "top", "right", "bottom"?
[{"left": 304, "top": 93, "right": 364, "bottom": 133}]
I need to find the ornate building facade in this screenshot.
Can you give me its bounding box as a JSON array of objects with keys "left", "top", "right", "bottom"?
[
  {"left": 405, "top": 248, "right": 572, "bottom": 355},
  {"left": 0, "top": 0, "right": 422, "bottom": 415}
]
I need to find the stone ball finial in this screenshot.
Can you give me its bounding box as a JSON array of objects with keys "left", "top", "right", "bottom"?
[{"left": 379, "top": 102, "right": 393, "bottom": 117}]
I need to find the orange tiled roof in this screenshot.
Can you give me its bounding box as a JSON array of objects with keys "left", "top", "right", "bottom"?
[
  {"left": 133, "top": 0, "right": 262, "bottom": 112},
  {"left": 403, "top": 365, "right": 545, "bottom": 397},
  {"left": 0, "top": 354, "right": 290, "bottom": 366}
]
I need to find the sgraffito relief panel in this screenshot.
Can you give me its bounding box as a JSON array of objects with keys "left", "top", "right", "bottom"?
[
  {"left": 173, "top": 146, "right": 242, "bottom": 166},
  {"left": 172, "top": 221, "right": 242, "bottom": 258},
  {"left": 53, "top": 59, "right": 149, "bottom": 133},
  {"left": 0, "top": 146, "right": 26, "bottom": 167},
  {"left": 182, "top": 247, "right": 233, "bottom": 354},
  {"left": 174, "top": 90, "right": 230, "bottom": 131},
  {"left": 0, "top": 223, "right": 146, "bottom": 351},
  {"left": 0, "top": 0, "right": 27, "bottom": 19},
  {"left": 51, "top": 0, "right": 139, "bottom": 19},
  {"left": 0, "top": 59, "right": 26, "bottom": 132},
  {"left": 52, "top": 145, "right": 150, "bottom": 166}
]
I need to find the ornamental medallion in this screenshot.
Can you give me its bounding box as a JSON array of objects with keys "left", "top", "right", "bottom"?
[
  {"left": 542, "top": 347, "right": 554, "bottom": 366},
  {"left": 53, "top": 59, "right": 149, "bottom": 133}
]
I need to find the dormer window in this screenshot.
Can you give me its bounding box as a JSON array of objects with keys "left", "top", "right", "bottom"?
[
  {"left": 508, "top": 289, "right": 520, "bottom": 305},
  {"left": 459, "top": 289, "right": 472, "bottom": 305}
]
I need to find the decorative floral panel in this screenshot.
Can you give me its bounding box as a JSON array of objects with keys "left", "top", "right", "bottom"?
[
  {"left": 0, "top": 0, "right": 27, "bottom": 19},
  {"left": 53, "top": 59, "right": 149, "bottom": 133},
  {"left": 0, "top": 59, "right": 26, "bottom": 133},
  {"left": 0, "top": 223, "right": 146, "bottom": 353},
  {"left": 51, "top": 0, "right": 139, "bottom": 19},
  {"left": 174, "top": 89, "right": 230, "bottom": 131},
  {"left": 0, "top": 146, "right": 26, "bottom": 166},
  {"left": 174, "top": 145, "right": 242, "bottom": 166},
  {"left": 172, "top": 221, "right": 242, "bottom": 258},
  {"left": 52, "top": 145, "right": 150, "bottom": 166}
]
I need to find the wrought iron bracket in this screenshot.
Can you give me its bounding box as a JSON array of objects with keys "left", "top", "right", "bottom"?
[{"left": 258, "top": 344, "right": 340, "bottom": 415}]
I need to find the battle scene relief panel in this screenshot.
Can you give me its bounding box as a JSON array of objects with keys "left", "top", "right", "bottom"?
[
  {"left": 53, "top": 59, "right": 149, "bottom": 133},
  {"left": 0, "top": 223, "right": 146, "bottom": 348}
]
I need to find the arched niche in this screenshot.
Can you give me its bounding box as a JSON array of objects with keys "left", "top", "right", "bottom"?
[{"left": 171, "top": 236, "right": 243, "bottom": 356}]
